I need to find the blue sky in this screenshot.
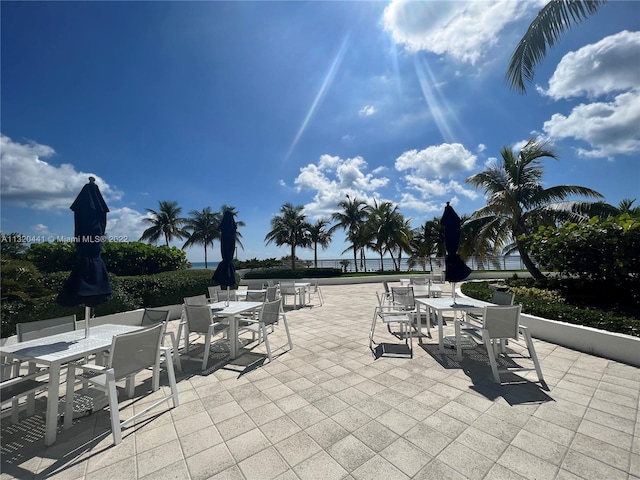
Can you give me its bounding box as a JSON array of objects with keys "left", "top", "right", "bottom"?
[{"left": 2, "top": 1, "right": 639, "bottom": 264}]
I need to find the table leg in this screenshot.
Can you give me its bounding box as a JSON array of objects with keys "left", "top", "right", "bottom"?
[
  {"left": 438, "top": 312, "right": 444, "bottom": 353},
  {"left": 416, "top": 303, "right": 422, "bottom": 342},
  {"left": 229, "top": 315, "right": 238, "bottom": 359},
  {"left": 44, "top": 363, "right": 61, "bottom": 446}
]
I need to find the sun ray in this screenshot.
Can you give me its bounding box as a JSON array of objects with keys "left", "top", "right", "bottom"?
[{"left": 284, "top": 33, "right": 351, "bottom": 164}]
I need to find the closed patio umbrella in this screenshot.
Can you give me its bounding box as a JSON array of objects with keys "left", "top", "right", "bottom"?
[
  {"left": 440, "top": 202, "right": 471, "bottom": 302},
  {"left": 56, "top": 177, "right": 112, "bottom": 336},
  {"left": 212, "top": 210, "right": 237, "bottom": 306}
]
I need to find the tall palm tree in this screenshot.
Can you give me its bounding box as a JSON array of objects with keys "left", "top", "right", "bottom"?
[
  {"left": 182, "top": 207, "right": 221, "bottom": 269},
  {"left": 506, "top": 0, "right": 606, "bottom": 93},
  {"left": 330, "top": 195, "right": 368, "bottom": 273},
  {"left": 139, "top": 200, "right": 189, "bottom": 247},
  {"left": 308, "top": 219, "right": 332, "bottom": 268},
  {"left": 264, "top": 203, "right": 311, "bottom": 270},
  {"left": 466, "top": 139, "right": 604, "bottom": 279}
]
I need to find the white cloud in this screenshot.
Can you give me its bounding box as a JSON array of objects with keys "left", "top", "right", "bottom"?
[
  {"left": 294, "top": 154, "right": 390, "bottom": 219},
  {"left": 0, "top": 134, "right": 122, "bottom": 210},
  {"left": 359, "top": 105, "right": 377, "bottom": 117},
  {"left": 543, "top": 90, "right": 640, "bottom": 159},
  {"left": 540, "top": 31, "right": 640, "bottom": 100},
  {"left": 106, "top": 206, "right": 147, "bottom": 241},
  {"left": 383, "top": 0, "right": 535, "bottom": 64},
  {"left": 395, "top": 143, "right": 477, "bottom": 177}
]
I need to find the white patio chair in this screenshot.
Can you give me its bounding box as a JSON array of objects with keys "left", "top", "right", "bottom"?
[
  {"left": 64, "top": 323, "right": 179, "bottom": 445},
  {"left": 141, "top": 308, "right": 182, "bottom": 372},
  {"left": 242, "top": 299, "right": 293, "bottom": 362},
  {"left": 455, "top": 305, "right": 545, "bottom": 385},
  {"left": 306, "top": 280, "right": 324, "bottom": 306},
  {"left": 183, "top": 304, "right": 229, "bottom": 370},
  {"left": 208, "top": 285, "right": 221, "bottom": 302},
  {"left": 279, "top": 281, "right": 299, "bottom": 309},
  {"left": 369, "top": 292, "right": 413, "bottom": 357},
  {"left": 1, "top": 315, "right": 77, "bottom": 423},
  {"left": 265, "top": 286, "right": 278, "bottom": 302},
  {"left": 177, "top": 294, "right": 209, "bottom": 351},
  {"left": 466, "top": 290, "right": 515, "bottom": 324}
]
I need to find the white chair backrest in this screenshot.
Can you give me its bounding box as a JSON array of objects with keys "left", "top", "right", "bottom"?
[
  {"left": 108, "top": 323, "right": 164, "bottom": 381},
  {"left": 266, "top": 286, "right": 278, "bottom": 301},
  {"left": 260, "top": 299, "right": 282, "bottom": 327},
  {"left": 375, "top": 292, "right": 387, "bottom": 308},
  {"left": 492, "top": 290, "right": 515, "bottom": 306},
  {"left": 16, "top": 315, "right": 77, "bottom": 342},
  {"left": 483, "top": 305, "right": 522, "bottom": 340},
  {"left": 279, "top": 282, "right": 297, "bottom": 294},
  {"left": 245, "top": 290, "right": 266, "bottom": 302},
  {"left": 410, "top": 277, "right": 429, "bottom": 285},
  {"left": 208, "top": 286, "right": 221, "bottom": 300},
  {"left": 391, "top": 286, "right": 415, "bottom": 309},
  {"left": 184, "top": 294, "right": 208, "bottom": 306},
  {"left": 184, "top": 304, "right": 214, "bottom": 334},
  {"left": 141, "top": 308, "right": 170, "bottom": 327},
  {"left": 217, "top": 289, "right": 237, "bottom": 302}
]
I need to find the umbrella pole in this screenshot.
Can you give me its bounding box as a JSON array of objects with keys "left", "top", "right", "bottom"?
[
  {"left": 451, "top": 283, "right": 456, "bottom": 304},
  {"left": 84, "top": 305, "right": 91, "bottom": 338},
  {"left": 226, "top": 286, "right": 230, "bottom": 307}
]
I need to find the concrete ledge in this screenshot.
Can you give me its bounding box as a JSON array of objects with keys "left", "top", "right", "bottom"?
[{"left": 519, "top": 312, "right": 640, "bottom": 367}]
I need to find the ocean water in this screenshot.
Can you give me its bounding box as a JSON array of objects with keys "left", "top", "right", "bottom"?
[{"left": 189, "top": 261, "right": 219, "bottom": 269}]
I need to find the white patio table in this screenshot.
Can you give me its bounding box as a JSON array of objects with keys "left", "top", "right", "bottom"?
[
  {"left": 0, "top": 323, "right": 142, "bottom": 446},
  {"left": 209, "top": 301, "right": 263, "bottom": 359},
  {"left": 415, "top": 297, "right": 495, "bottom": 352}
]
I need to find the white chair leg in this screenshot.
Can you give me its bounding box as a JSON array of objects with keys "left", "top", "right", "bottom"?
[
  {"left": 162, "top": 347, "right": 179, "bottom": 408},
  {"left": 202, "top": 331, "right": 212, "bottom": 371},
  {"left": 166, "top": 332, "right": 182, "bottom": 372},
  {"left": 482, "top": 330, "right": 501, "bottom": 383},
  {"left": 105, "top": 369, "right": 122, "bottom": 445},
  {"left": 455, "top": 319, "right": 463, "bottom": 361},
  {"left": 262, "top": 325, "right": 273, "bottom": 362},
  {"left": 522, "top": 327, "right": 545, "bottom": 383},
  {"left": 125, "top": 375, "right": 136, "bottom": 398},
  {"left": 64, "top": 364, "right": 76, "bottom": 430}
]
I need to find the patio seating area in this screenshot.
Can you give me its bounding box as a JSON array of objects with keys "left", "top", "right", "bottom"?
[{"left": 2, "top": 281, "right": 639, "bottom": 480}]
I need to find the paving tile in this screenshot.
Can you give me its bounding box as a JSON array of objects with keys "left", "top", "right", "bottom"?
[
  {"left": 259, "top": 415, "right": 302, "bottom": 444},
  {"left": 274, "top": 431, "right": 323, "bottom": 467},
  {"left": 353, "top": 420, "right": 399, "bottom": 453},
  {"left": 179, "top": 424, "right": 224, "bottom": 458},
  {"left": 304, "top": 417, "right": 349, "bottom": 449},
  {"left": 226, "top": 427, "right": 271, "bottom": 463},
  {"left": 238, "top": 446, "right": 290, "bottom": 480},
  {"left": 185, "top": 443, "right": 236, "bottom": 480},
  {"left": 379, "top": 437, "right": 431, "bottom": 477},
  {"left": 351, "top": 454, "right": 408, "bottom": 480},
  {"left": 455, "top": 425, "right": 509, "bottom": 461},
  {"left": 413, "top": 458, "right": 468, "bottom": 480},
  {"left": 510, "top": 429, "right": 567, "bottom": 465},
  {"left": 136, "top": 439, "right": 184, "bottom": 479},
  {"left": 294, "top": 450, "right": 349, "bottom": 480},
  {"left": 561, "top": 449, "right": 628, "bottom": 480},
  {"left": 497, "top": 445, "right": 558, "bottom": 480},
  {"left": 436, "top": 440, "right": 495, "bottom": 480},
  {"left": 138, "top": 459, "right": 190, "bottom": 480},
  {"left": 326, "top": 434, "right": 376, "bottom": 472},
  {"left": 571, "top": 432, "right": 631, "bottom": 471},
  {"left": 577, "top": 418, "right": 633, "bottom": 450}
]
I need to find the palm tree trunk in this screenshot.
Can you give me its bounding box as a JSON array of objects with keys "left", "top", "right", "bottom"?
[
  {"left": 517, "top": 241, "right": 544, "bottom": 280},
  {"left": 353, "top": 245, "right": 358, "bottom": 273},
  {"left": 379, "top": 251, "right": 384, "bottom": 272},
  {"left": 204, "top": 244, "right": 208, "bottom": 269},
  {"left": 314, "top": 244, "right": 318, "bottom": 268},
  {"left": 291, "top": 245, "right": 296, "bottom": 270}
]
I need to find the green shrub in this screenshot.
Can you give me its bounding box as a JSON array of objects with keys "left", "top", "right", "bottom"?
[{"left": 461, "top": 281, "right": 639, "bottom": 338}]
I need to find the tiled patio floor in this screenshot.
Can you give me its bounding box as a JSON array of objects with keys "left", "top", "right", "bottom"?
[{"left": 2, "top": 282, "right": 639, "bottom": 480}]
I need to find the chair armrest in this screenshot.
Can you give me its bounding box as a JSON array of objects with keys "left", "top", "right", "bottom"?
[{"left": 68, "top": 362, "right": 108, "bottom": 375}]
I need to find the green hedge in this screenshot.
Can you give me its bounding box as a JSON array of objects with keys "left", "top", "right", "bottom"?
[{"left": 460, "top": 280, "right": 639, "bottom": 338}]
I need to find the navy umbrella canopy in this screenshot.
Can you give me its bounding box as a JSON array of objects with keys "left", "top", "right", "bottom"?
[
  {"left": 440, "top": 202, "right": 472, "bottom": 283},
  {"left": 212, "top": 210, "right": 237, "bottom": 290},
  {"left": 57, "top": 178, "right": 112, "bottom": 333}
]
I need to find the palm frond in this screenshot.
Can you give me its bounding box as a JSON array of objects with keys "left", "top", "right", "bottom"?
[{"left": 506, "top": 0, "right": 606, "bottom": 93}]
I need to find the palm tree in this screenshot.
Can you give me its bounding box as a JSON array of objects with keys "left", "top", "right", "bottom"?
[
  {"left": 506, "top": 0, "right": 606, "bottom": 93},
  {"left": 366, "top": 200, "right": 407, "bottom": 271},
  {"left": 330, "top": 195, "right": 368, "bottom": 273},
  {"left": 182, "top": 207, "right": 220, "bottom": 269},
  {"left": 264, "top": 203, "right": 311, "bottom": 270},
  {"left": 308, "top": 219, "right": 332, "bottom": 268},
  {"left": 139, "top": 200, "right": 189, "bottom": 247},
  {"left": 408, "top": 218, "right": 444, "bottom": 271},
  {"left": 466, "top": 138, "right": 604, "bottom": 279}
]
